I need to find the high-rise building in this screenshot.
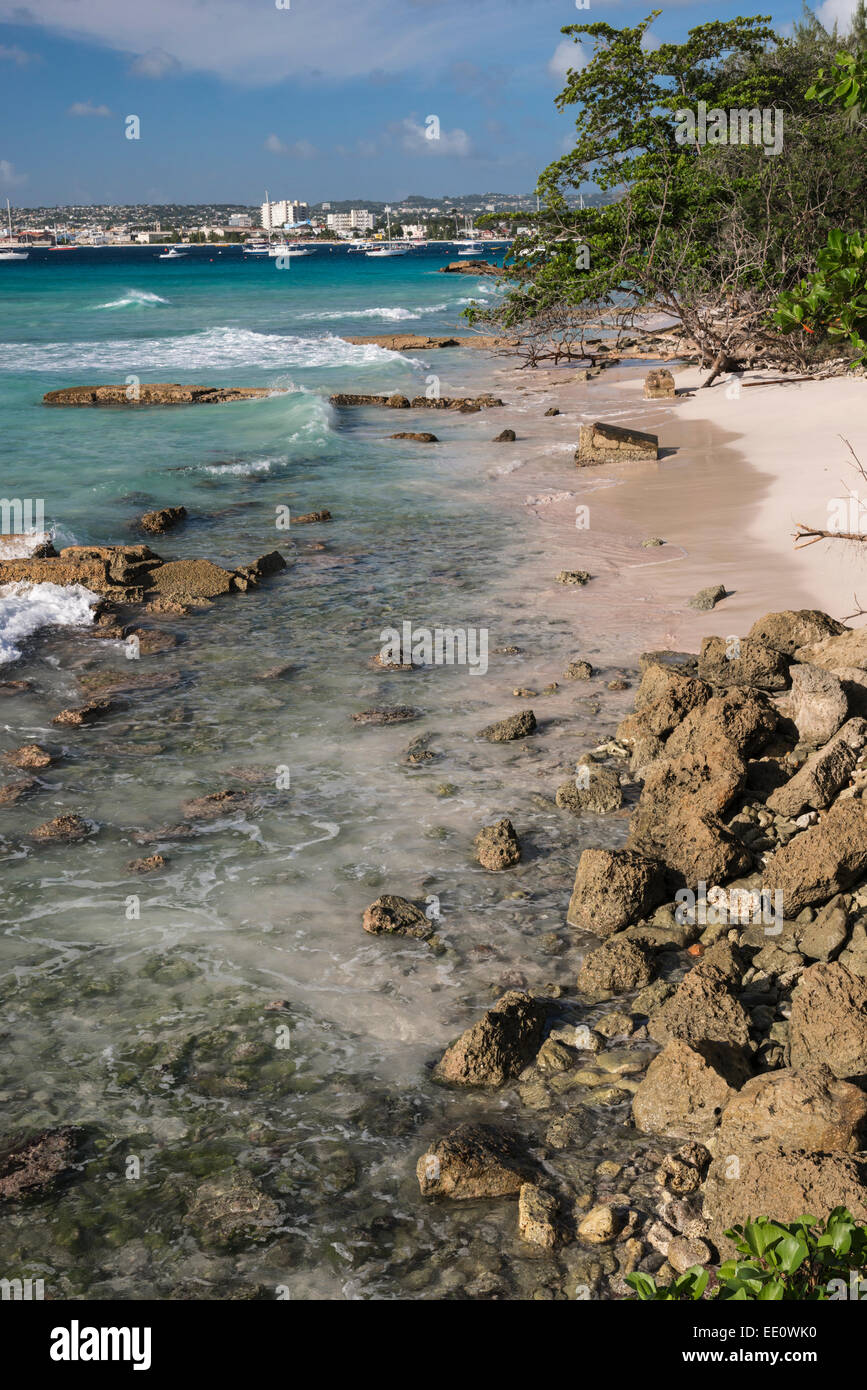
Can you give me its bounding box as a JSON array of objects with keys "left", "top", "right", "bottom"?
[
  {"left": 260, "top": 198, "right": 310, "bottom": 230},
  {"left": 325, "top": 209, "right": 375, "bottom": 235}
]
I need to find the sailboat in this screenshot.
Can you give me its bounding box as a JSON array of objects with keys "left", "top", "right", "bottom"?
[
  {"left": 268, "top": 243, "right": 313, "bottom": 257},
  {"left": 0, "top": 199, "right": 28, "bottom": 260},
  {"left": 366, "top": 207, "right": 407, "bottom": 257}
]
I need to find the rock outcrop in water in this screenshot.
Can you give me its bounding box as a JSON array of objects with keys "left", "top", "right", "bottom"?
[
  {"left": 329, "top": 392, "right": 503, "bottom": 411},
  {"left": 0, "top": 544, "right": 287, "bottom": 606},
  {"left": 437, "top": 261, "right": 503, "bottom": 275},
  {"left": 43, "top": 384, "right": 271, "bottom": 406}
]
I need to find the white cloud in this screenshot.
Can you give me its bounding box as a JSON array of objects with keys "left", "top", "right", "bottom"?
[
  {"left": 399, "top": 117, "right": 472, "bottom": 156},
  {"left": 0, "top": 159, "right": 27, "bottom": 187},
  {"left": 130, "top": 48, "right": 180, "bottom": 78},
  {"left": 264, "top": 134, "right": 318, "bottom": 158},
  {"left": 816, "top": 0, "right": 859, "bottom": 30},
  {"left": 0, "top": 43, "right": 36, "bottom": 65},
  {"left": 0, "top": 0, "right": 567, "bottom": 86},
  {"left": 549, "top": 38, "right": 588, "bottom": 79},
  {"left": 68, "top": 100, "right": 112, "bottom": 117},
  {"left": 641, "top": 29, "right": 662, "bottom": 51}
]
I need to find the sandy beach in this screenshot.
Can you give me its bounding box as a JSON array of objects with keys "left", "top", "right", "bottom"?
[{"left": 467, "top": 356, "right": 867, "bottom": 663}]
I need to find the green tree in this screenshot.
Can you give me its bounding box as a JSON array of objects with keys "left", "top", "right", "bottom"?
[{"left": 468, "top": 10, "right": 867, "bottom": 378}]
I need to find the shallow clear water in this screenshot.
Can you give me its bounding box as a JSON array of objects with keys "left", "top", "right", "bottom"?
[{"left": 0, "top": 246, "right": 652, "bottom": 1300}]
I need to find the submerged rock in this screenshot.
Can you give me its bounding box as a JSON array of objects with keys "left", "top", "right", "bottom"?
[
  {"left": 518, "top": 1184, "right": 563, "bottom": 1247},
  {"left": 3, "top": 744, "right": 52, "bottom": 769},
  {"left": 44, "top": 383, "right": 270, "bottom": 406},
  {"left": 417, "top": 1123, "right": 536, "bottom": 1199},
  {"left": 127, "top": 854, "right": 168, "bottom": 874},
  {"left": 0, "top": 1126, "right": 90, "bottom": 1201},
  {"left": 389, "top": 431, "right": 439, "bottom": 442},
  {"left": 181, "top": 790, "right": 255, "bottom": 820},
  {"left": 474, "top": 818, "right": 522, "bottom": 870},
  {"left": 52, "top": 698, "right": 117, "bottom": 727},
  {"left": 362, "top": 894, "right": 433, "bottom": 939},
  {"left": 555, "top": 570, "right": 591, "bottom": 585},
  {"left": 478, "top": 709, "right": 536, "bottom": 742},
  {"left": 140, "top": 505, "right": 187, "bottom": 534},
  {"left": 494, "top": 429, "right": 516, "bottom": 442},
  {"left": 184, "top": 1170, "right": 281, "bottom": 1248},
  {"left": 433, "top": 990, "right": 547, "bottom": 1087},
  {"left": 293, "top": 510, "right": 331, "bottom": 524},
  {"left": 0, "top": 778, "right": 36, "bottom": 804},
  {"left": 352, "top": 706, "right": 420, "bottom": 725},
  {"left": 29, "top": 814, "right": 91, "bottom": 843}
]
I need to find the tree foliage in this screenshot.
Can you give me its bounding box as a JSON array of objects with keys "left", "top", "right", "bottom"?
[{"left": 468, "top": 9, "right": 867, "bottom": 374}]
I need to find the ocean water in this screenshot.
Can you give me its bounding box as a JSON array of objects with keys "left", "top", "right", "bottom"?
[{"left": 0, "top": 246, "right": 644, "bottom": 1300}]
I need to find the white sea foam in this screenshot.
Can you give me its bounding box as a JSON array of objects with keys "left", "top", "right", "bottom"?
[
  {"left": 95, "top": 289, "right": 169, "bottom": 309},
  {"left": 15, "top": 327, "right": 420, "bottom": 372},
  {"left": 0, "top": 582, "right": 99, "bottom": 665},
  {"left": 0, "top": 532, "right": 53, "bottom": 560},
  {"left": 202, "top": 457, "right": 278, "bottom": 476},
  {"left": 298, "top": 302, "right": 453, "bottom": 322}
]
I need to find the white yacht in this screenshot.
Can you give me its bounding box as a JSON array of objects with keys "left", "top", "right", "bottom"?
[
  {"left": 0, "top": 199, "right": 28, "bottom": 259},
  {"left": 268, "top": 244, "right": 313, "bottom": 257},
  {"left": 366, "top": 207, "right": 408, "bottom": 257},
  {"left": 157, "top": 247, "right": 186, "bottom": 259}
]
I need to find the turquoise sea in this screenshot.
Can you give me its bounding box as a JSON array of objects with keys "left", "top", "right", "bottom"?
[{"left": 0, "top": 245, "right": 634, "bottom": 1300}]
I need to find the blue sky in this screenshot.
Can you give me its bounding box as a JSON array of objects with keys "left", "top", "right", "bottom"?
[{"left": 0, "top": 0, "right": 858, "bottom": 207}]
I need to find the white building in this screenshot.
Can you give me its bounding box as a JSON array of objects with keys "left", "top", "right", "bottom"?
[
  {"left": 401, "top": 223, "right": 426, "bottom": 240},
  {"left": 261, "top": 199, "right": 310, "bottom": 230},
  {"left": 325, "top": 209, "right": 375, "bottom": 236},
  {"left": 228, "top": 213, "right": 253, "bottom": 228}
]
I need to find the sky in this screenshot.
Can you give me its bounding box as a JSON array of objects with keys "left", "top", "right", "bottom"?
[{"left": 0, "top": 0, "right": 860, "bottom": 207}]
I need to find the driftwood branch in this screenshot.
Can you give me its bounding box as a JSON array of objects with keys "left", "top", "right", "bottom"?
[{"left": 793, "top": 524, "right": 867, "bottom": 548}]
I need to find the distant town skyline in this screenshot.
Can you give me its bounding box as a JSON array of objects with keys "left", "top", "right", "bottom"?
[{"left": 0, "top": 0, "right": 858, "bottom": 205}]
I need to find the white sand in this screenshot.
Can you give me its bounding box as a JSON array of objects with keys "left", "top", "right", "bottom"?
[
  {"left": 477, "top": 357, "right": 867, "bottom": 663},
  {"left": 620, "top": 366, "right": 867, "bottom": 631}
]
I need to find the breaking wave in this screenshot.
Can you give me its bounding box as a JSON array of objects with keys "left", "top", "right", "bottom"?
[
  {"left": 0, "top": 582, "right": 99, "bottom": 665},
  {"left": 9, "top": 327, "right": 421, "bottom": 373}
]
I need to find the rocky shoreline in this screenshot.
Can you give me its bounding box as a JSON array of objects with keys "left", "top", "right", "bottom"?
[
  {"left": 2, "top": 349, "right": 867, "bottom": 1300},
  {"left": 399, "top": 603, "right": 867, "bottom": 1287}
]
